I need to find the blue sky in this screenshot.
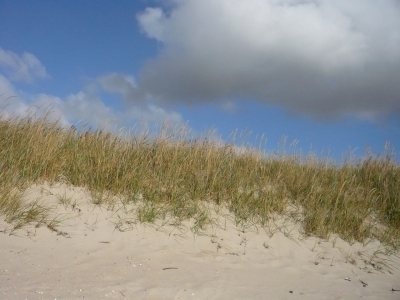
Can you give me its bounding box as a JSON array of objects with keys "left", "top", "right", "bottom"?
[{"left": 1, "top": 0, "right": 399, "bottom": 162}]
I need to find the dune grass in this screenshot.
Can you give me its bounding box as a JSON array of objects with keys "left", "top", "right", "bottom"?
[{"left": 0, "top": 109, "right": 399, "bottom": 255}]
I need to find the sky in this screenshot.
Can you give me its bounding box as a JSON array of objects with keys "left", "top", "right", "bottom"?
[{"left": 1, "top": 0, "right": 399, "bottom": 162}]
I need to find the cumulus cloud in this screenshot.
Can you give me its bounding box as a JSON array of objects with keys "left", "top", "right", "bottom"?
[
  {"left": 97, "top": 73, "right": 145, "bottom": 105},
  {"left": 0, "top": 74, "right": 30, "bottom": 118},
  {"left": 136, "top": 0, "right": 400, "bottom": 119},
  {"left": 96, "top": 73, "right": 183, "bottom": 126},
  {"left": 0, "top": 47, "right": 49, "bottom": 83},
  {"left": 0, "top": 73, "right": 184, "bottom": 133},
  {"left": 63, "top": 89, "right": 184, "bottom": 131},
  {"left": 0, "top": 74, "right": 17, "bottom": 99}
]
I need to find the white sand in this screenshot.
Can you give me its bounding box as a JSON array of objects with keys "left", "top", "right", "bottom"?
[{"left": 1, "top": 183, "right": 399, "bottom": 300}]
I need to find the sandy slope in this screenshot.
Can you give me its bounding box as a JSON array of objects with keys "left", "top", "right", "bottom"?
[{"left": 1, "top": 183, "right": 399, "bottom": 300}]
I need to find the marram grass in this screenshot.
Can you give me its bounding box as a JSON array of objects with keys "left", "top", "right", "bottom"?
[{"left": 0, "top": 111, "right": 399, "bottom": 253}]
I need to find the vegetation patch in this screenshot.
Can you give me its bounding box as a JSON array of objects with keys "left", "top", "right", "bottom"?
[{"left": 0, "top": 109, "right": 399, "bottom": 256}]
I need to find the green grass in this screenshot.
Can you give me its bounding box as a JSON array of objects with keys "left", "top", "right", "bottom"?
[{"left": 0, "top": 108, "right": 399, "bottom": 255}]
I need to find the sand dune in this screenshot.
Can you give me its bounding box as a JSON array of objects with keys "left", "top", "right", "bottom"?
[{"left": 1, "top": 183, "right": 399, "bottom": 299}]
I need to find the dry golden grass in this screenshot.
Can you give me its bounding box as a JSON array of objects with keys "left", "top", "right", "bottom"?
[{"left": 0, "top": 108, "right": 399, "bottom": 255}]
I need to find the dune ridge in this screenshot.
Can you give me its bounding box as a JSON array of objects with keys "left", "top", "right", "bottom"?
[{"left": 1, "top": 182, "right": 400, "bottom": 300}]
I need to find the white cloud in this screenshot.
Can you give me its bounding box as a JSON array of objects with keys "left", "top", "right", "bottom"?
[
  {"left": 136, "top": 0, "right": 400, "bottom": 119},
  {"left": 137, "top": 7, "right": 167, "bottom": 40},
  {"left": 0, "top": 78, "right": 70, "bottom": 125},
  {"left": 0, "top": 74, "right": 30, "bottom": 118},
  {"left": 0, "top": 47, "right": 49, "bottom": 83},
  {"left": 55, "top": 89, "right": 184, "bottom": 133},
  {"left": 0, "top": 74, "right": 17, "bottom": 99},
  {"left": 96, "top": 73, "right": 184, "bottom": 127},
  {"left": 97, "top": 73, "right": 145, "bottom": 105},
  {"left": 0, "top": 72, "right": 185, "bottom": 134}
]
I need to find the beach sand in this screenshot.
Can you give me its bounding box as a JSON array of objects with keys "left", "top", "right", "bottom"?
[{"left": 1, "top": 183, "right": 399, "bottom": 300}]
